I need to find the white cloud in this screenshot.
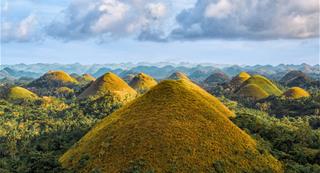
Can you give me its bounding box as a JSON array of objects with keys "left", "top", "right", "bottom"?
[
  {"left": 46, "top": 0, "right": 169, "bottom": 41},
  {"left": 1, "top": 14, "right": 39, "bottom": 42},
  {"left": 171, "top": 0, "right": 320, "bottom": 40},
  {"left": 205, "top": 0, "right": 232, "bottom": 18}
]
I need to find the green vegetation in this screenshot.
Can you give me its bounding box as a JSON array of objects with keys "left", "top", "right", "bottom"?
[
  {"left": 241, "top": 75, "right": 282, "bottom": 96},
  {"left": 237, "top": 84, "right": 269, "bottom": 100}
]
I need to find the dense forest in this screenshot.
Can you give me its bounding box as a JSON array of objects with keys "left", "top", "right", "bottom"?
[{"left": 0, "top": 68, "right": 319, "bottom": 173}]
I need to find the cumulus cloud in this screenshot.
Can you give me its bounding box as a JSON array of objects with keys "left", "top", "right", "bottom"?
[
  {"left": 170, "top": 0, "right": 320, "bottom": 40},
  {"left": 1, "top": 14, "right": 40, "bottom": 43},
  {"left": 46, "top": 0, "right": 169, "bottom": 41}
]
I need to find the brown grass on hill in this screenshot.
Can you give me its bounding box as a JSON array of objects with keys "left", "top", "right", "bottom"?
[
  {"left": 46, "top": 70, "right": 78, "bottom": 83},
  {"left": 78, "top": 72, "right": 137, "bottom": 101},
  {"left": 236, "top": 84, "right": 269, "bottom": 100},
  {"left": 129, "top": 73, "right": 157, "bottom": 93},
  {"left": 283, "top": 87, "right": 310, "bottom": 99},
  {"left": 81, "top": 74, "right": 96, "bottom": 81},
  {"left": 60, "top": 80, "right": 282, "bottom": 173}
]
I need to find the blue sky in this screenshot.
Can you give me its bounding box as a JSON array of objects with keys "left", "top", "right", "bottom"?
[{"left": 1, "top": 0, "right": 319, "bottom": 65}]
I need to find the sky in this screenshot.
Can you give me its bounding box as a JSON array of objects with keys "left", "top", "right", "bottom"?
[{"left": 1, "top": 0, "right": 319, "bottom": 65}]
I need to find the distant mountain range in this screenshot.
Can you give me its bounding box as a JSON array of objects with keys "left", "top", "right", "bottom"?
[{"left": 1, "top": 63, "right": 319, "bottom": 80}]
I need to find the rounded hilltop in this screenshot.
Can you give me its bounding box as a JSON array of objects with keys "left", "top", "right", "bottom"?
[
  {"left": 167, "top": 71, "right": 190, "bottom": 81},
  {"left": 129, "top": 73, "right": 157, "bottom": 93},
  {"left": 237, "top": 84, "right": 269, "bottom": 100},
  {"left": 80, "top": 74, "right": 96, "bottom": 82},
  {"left": 78, "top": 72, "right": 137, "bottom": 101},
  {"left": 283, "top": 87, "right": 310, "bottom": 99},
  {"left": 7, "top": 86, "right": 39, "bottom": 101},
  {"left": 204, "top": 72, "right": 229, "bottom": 84},
  {"left": 60, "top": 80, "right": 282, "bottom": 173}
]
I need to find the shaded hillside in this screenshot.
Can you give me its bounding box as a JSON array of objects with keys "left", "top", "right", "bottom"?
[
  {"left": 60, "top": 80, "right": 282, "bottom": 173},
  {"left": 230, "top": 72, "right": 251, "bottom": 88},
  {"left": 128, "top": 73, "right": 157, "bottom": 93},
  {"left": 78, "top": 72, "right": 137, "bottom": 101},
  {"left": 236, "top": 84, "right": 269, "bottom": 100}
]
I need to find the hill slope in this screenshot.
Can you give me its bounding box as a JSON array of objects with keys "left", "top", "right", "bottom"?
[
  {"left": 204, "top": 72, "right": 230, "bottom": 84},
  {"left": 129, "top": 73, "right": 157, "bottom": 93},
  {"left": 283, "top": 87, "right": 310, "bottom": 99},
  {"left": 8, "top": 86, "right": 38, "bottom": 100},
  {"left": 60, "top": 80, "right": 282, "bottom": 173},
  {"left": 78, "top": 72, "right": 137, "bottom": 101}
]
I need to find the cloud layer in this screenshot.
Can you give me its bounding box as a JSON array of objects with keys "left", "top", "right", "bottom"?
[
  {"left": 171, "top": 0, "right": 320, "bottom": 40},
  {"left": 1, "top": 0, "right": 319, "bottom": 43}
]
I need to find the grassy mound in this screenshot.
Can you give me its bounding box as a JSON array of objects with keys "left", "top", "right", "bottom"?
[
  {"left": 8, "top": 86, "right": 38, "bottom": 100},
  {"left": 60, "top": 80, "right": 283, "bottom": 173},
  {"left": 283, "top": 87, "right": 310, "bottom": 99},
  {"left": 44, "top": 71, "right": 78, "bottom": 83},
  {"left": 129, "top": 73, "right": 157, "bottom": 93},
  {"left": 242, "top": 75, "right": 282, "bottom": 96},
  {"left": 236, "top": 84, "right": 269, "bottom": 100},
  {"left": 78, "top": 72, "right": 137, "bottom": 101},
  {"left": 167, "top": 72, "right": 190, "bottom": 81},
  {"left": 230, "top": 72, "right": 251, "bottom": 87}
]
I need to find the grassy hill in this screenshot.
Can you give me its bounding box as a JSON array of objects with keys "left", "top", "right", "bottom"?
[
  {"left": 129, "top": 73, "right": 157, "bottom": 93},
  {"left": 242, "top": 75, "right": 282, "bottom": 96},
  {"left": 7, "top": 86, "right": 39, "bottom": 100},
  {"left": 29, "top": 70, "right": 78, "bottom": 88},
  {"left": 60, "top": 80, "right": 282, "bottom": 173},
  {"left": 167, "top": 72, "right": 190, "bottom": 81},
  {"left": 78, "top": 72, "right": 137, "bottom": 101},
  {"left": 283, "top": 87, "right": 310, "bottom": 99}
]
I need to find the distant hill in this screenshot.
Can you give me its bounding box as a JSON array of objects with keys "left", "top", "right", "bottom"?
[
  {"left": 60, "top": 80, "right": 282, "bottom": 172},
  {"left": 167, "top": 72, "right": 190, "bottom": 81},
  {"left": 203, "top": 72, "right": 230, "bottom": 85},
  {"left": 283, "top": 87, "right": 310, "bottom": 99},
  {"left": 0, "top": 67, "right": 41, "bottom": 79},
  {"left": 78, "top": 72, "right": 137, "bottom": 101},
  {"left": 189, "top": 70, "right": 214, "bottom": 82},
  {"left": 7, "top": 86, "right": 39, "bottom": 101},
  {"left": 28, "top": 70, "right": 78, "bottom": 88},
  {"left": 230, "top": 72, "right": 251, "bottom": 88},
  {"left": 236, "top": 75, "right": 282, "bottom": 100},
  {"left": 129, "top": 73, "right": 157, "bottom": 93},
  {"left": 77, "top": 74, "right": 96, "bottom": 83},
  {"left": 280, "top": 70, "right": 317, "bottom": 88}
]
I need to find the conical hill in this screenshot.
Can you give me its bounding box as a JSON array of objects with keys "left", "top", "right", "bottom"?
[
  {"left": 236, "top": 84, "right": 269, "bottom": 100},
  {"left": 230, "top": 71, "right": 251, "bottom": 87},
  {"left": 78, "top": 72, "right": 137, "bottom": 101},
  {"left": 241, "top": 75, "right": 282, "bottom": 96},
  {"left": 129, "top": 73, "right": 157, "bottom": 93},
  {"left": 60, "top": 80, "right": 282, "bottom": 173}
]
